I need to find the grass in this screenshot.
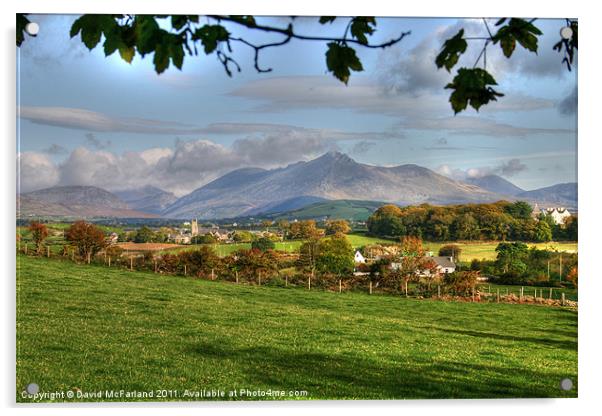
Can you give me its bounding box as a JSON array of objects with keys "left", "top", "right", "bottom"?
[
  {"left": 424, "top": 241, "right": 578, "bottom": 261},
  {"left": 17, "top": 255, "right": 577, "bottom": 402}
]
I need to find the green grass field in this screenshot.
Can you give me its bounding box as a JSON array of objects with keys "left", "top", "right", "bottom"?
[
  {"left": 424, "top": 241, "right": 578, "bottom": 261},
  {"left": 17, "top": 255, "right": 577, "bottom": 401}
]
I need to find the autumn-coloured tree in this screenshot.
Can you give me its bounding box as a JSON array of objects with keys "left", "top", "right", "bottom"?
[
  {"left": 566, "top": 266, "right": 578, "bottom": 288},
  {"left": 288, "top": 220, "right": 324, "bottom": 240},
  {"left": 28, "top": 221, "right": 48, "bottom": 253},
  {"left": 325, "top": 219, "right": 351, "bottom": 235},
  {"left": 65, "top": 221, "right": 107, "bottom": 260},
  {"left": 438, "top": 244, "right": 462, "bottom": 263}
]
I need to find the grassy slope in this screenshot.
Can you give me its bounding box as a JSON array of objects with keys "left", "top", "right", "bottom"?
[{"left": 17, "top": 256, "right": 577, "bottom": 402}]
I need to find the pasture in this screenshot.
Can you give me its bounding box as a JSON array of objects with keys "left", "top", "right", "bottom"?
[{"left": 17, "top": 255, "right": 577, "bottom": 401}]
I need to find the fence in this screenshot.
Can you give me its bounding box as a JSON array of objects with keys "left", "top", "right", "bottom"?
[{"left": 17, "top": 243, "right": 577, "bottom": 307}]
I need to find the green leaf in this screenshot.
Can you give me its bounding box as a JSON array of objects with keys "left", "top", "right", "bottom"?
[
  {"left": 350, "top": 17, "right": 376, "bottom": 45},
  {"left": 445, "top": 68, "right": 504, "bottom": 114},
  {"left": 171, "top": 15, "right": 188, "bottom": 30},
  {"left": 134, "top": 15, "right": 161, "bottom": 55},
  {"left": 153, "top": 42, "right": 170, "bottom": 74},
  {"left": 325, "top": 42, "right": 363, "bottom": 85},
  {"left": 319, "top": 16, "right": 336, "bottom": 24},
  {"left": 17, "top": 14, "right": 31, "bottom": 46},
  {"left": 492, "top": 18, "right": 542, "bottom": 58},
  {"left": 193, "top": 24, "right": 230, "bottom": 54},
  {"left": 435, "top": 29, "right": 467, "bottom": 72},
  {"left": 169, "top": 39, "right": 184, "bottom": 69},
  {"left": 118, "top": 45, "right": 135, "bottom": 63}
]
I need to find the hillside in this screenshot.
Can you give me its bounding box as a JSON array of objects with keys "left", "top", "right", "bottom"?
[
  {"left": 114, "top": 185, "right": 177, "bottom": 214},
  {"left": 261, "top": 199, "right": 385, "bottom": 221},
  {"left": 465, "top": 175, "right": 524, "bottom": 196},
  {"left": 17, "top": 255, "right": 577, "bottom": 401},
  {"left": 517, "top": 183, "right": 577, "bottom": 209},
  {"left": 18, "top": 186, "right": 158, "bottom": 218},
  {"left": 163, "top": 152, "right": 499, "bottom": 219}
]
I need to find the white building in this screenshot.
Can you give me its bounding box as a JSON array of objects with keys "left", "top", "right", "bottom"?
[
  {"left": 541, "top": 207, "right": 571, "bottom": 225},
  {"left": 354, "top": 250, "right": 366, "bottom": 264}
]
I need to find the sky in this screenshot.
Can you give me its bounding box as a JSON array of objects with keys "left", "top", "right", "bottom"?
[{"left": 17, "top": 15, "right": 577, "bottom": 196}]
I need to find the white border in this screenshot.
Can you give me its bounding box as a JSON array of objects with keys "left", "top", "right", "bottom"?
[{"left": 2, "top": 1, "right": 600, "bottom": 415}]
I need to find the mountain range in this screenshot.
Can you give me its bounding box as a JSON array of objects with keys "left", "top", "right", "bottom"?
[{"left": 17, "top": 152, "right": 578, "bottom": 220}]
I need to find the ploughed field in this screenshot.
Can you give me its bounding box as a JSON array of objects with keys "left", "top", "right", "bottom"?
[{"left": 17, "top": 255, "right": 577, "bottom": 401}]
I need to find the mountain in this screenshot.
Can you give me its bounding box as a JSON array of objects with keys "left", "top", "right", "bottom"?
[
  {"left": 18, "top": 186, "right": 158, "bottom": 218},
  {"left": 114, "top": 185, "right": 177, "bottom": 214},
  {"left": 262, "top": 199, "right": 386, "bottom": 222},
  {"left": 162, "top": 152, "right": 500, "bottom": 219},
  {"left": 465, "top": 175, "right": 524, "bottom": 196},
  {"left": 517, "top": 183, "right": 577, "bottom": 209}
]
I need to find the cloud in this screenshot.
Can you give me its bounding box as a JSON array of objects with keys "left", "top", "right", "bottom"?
[
  {"left": 19, "top": 106, "right": 402, "bottom": 142},
  {"left": 85, "top": 132, "right": 112, "bottom": 150},
  {"left": 17, "top": 132, "right": 351, "bottom": 196},
  {"left": 17, "top": 152, "right": 60, "bottom": 193},
  {"left": 350, "top": 141, "right": 376, "bottom": 155},
  {"left": 558, "top": 86, "right": 577, "bottom": 116},
  {"left": 400, "top": 116, "right": 573, "bottom": 138},
  {"left": 437, "top": 157, "right": 528, "bottom": 180},
  {"left": 42, "top": 143, "right": 68, "bottom": 155}
]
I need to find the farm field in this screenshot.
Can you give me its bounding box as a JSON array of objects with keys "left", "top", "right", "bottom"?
[
  {"left": 17, "top": 255, "right": 577, "bottom": 401},
  {"left": 424, "top": 241, "right": 578, "bottom": 262}
]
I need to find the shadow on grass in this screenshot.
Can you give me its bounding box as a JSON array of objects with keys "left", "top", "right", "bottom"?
[{"left": 186, "top": 340, "right": 576, "bottom": 399}]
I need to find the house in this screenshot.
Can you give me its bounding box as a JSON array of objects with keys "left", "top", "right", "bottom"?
[
  {"left": 391, "top": 256, "right": 456, "bottom": 276},
  {"left": 540, "top": 207, "right": 571, "bottom": 225},
  {"left": 173, "top": 234, "right": 191, "bottom": 244},
  {"left": 354, "top": 250, "right": 366, "bottom": 264},
  {"left": 106, "top": 232, "right": 119, "bottom": 245}
]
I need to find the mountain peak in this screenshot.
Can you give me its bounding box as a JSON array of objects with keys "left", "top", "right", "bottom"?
[{"left": 315, "top": 151, "right": 355, "bottom": 164}]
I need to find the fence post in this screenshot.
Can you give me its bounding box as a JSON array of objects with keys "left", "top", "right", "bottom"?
[
  {"left": 258, "top": 272, "right": 261, "bottom": 286},
  {"left": 236, "top": 270, "right": 239, "bottom": 284},
  {"left": 87, "top": 252, "right": 91, "bottom": 265},
  {"left": 285, "top": 275, "right": 288, "bottom": 287},
  {"left": 47, "top": 246, "right": 50, "bottom": 258},
  {"left": 108, "top": 256, "right": 111, "bottom": 267},
  {"left": 488, "top": 284, "right": 491, "bottom": 294},
  {"left": 520, "top": 286, "right": 524, "bottom": 301},
  {"left": 496, "top": 288, "right": 500, "bottom": 303},
  {"left": 549, "top": 287, "right": 553, "bottom": 299},
  {"left": 561, "top": 292, "right": 566, "bottom": 306},
  {"left": 405, "top": 281, "right": 408, "bottom": 297},
  {"left": 472, "top": 287, "right": 475, "bottom": 302},
  {"left": 24, "top": 244, "right": 28, "bottom": 254},
  {"left": 211, "top": 268, "right": 215, "bottom": 280},
  {"left": 130, "top": 256, "right": 133, "bottom": 271},
  {"left": 437, "top": 285, "right": 441, "bottom": 298},
  {"left": 339, "top": 279, "right": 342, "bottom": 293},
  {"left": 184, "top": 264, "right": 187, "bottom": 276},
  {"left": 154, "top": 260, "right": 157, "bottom": 273},
  {"left": 369, "top": 281, "right": 372, "bottom": 295},
  {"left": 71, "top": 249, "right": 74, "bottom": 261}
]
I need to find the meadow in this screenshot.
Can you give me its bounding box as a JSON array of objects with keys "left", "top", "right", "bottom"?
[{"left": 17, "top": 255, "right": 577, "bottom": 401}]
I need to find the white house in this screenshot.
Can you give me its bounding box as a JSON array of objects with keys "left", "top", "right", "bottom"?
[
  {"left": 391, "top": 256, "right": 456, "bottom": 276},
  {"left": 354, "top": 250, "right": 366, "bottom": 264},
  {"left": 540, "top": 207, "right": 571, "bottom": 225}
]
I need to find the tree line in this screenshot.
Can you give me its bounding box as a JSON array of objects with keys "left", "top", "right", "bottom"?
[{"left": 367, "top": 201, "right": 577, "bottom": 242}]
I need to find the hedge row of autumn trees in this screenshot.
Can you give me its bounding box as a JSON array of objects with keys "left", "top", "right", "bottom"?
[{"left": 367, "top": 201, "right": 577, "bottom": 242}]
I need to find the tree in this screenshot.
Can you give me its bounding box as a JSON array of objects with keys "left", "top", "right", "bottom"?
[
  {"left": 133, "top": 226, "right": 155, "bottom": 243},
  {"left": 504, "top": 201, "right": 533, "bottom": 220},
  {"left": 325, "top": 219, "right": 351, "bottom": 235},
  {"left": 28, "top": 221, "right": 48, "bottom": 253},
  {"left": 288, "top": 220, "right": 323, "bottom": 240},
  {"left": 298, "top": 238, "right": 320, "bottom": 278},
  {"left": 315, "top": 234, "right": 354, "bottom": 277},
  {"left": 566, "top": 266, "right": 578, "bottom": 288},
  {"left": 233, "top": 248, "right": 278, "bottom": 283},
  {"left": 251, "top": 237, "right": 276, "bottom": 252},
  {"left": 192, "top": 234, "right": 218, "bottom": 244},
  {"left": 438, "top": 244, "right": 462, "bottom": 263},
  {"left": 16, "top": 15, "right": 576, "bottom": 113},
  {"left": 534, "top": 220, "right": 553, "bottom": 242},
  {"left": 65, "top": 221, "right": 107, "bottom": 259},
  {"left": 495, "top": 242, "right": 529, "bottom": 275},
  {"left": 231, "top": 230, "right": 254, "bottom": 242}
]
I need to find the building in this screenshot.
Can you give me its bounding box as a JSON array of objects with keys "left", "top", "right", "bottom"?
[
  {"left": 191, "top": 219, "right": 199, "bottom": 236},
  {"left": 354, "top": 250, "right": 366, "bottom": 264},
  {"left": 540, "top": 207, "right": 571, "bottom": 225},
  {"left": 173, "top": 235, "right": 191, "bottom": 244},
  {"left": 391, "top": 256, "right": 456, "bottom": 276}
]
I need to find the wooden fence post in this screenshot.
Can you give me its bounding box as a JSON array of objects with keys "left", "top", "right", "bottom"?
[
  {"left": 520, "top": 286, "right": 524, "bottom": 301},
  {"left": 437, "top": 285, "right": 441, "bottom": 298},
  {"left": 339, "top": 279, "right": 342, "bottom": 293},
  {"left": 561, "top": 292, "right": 566, "bottom": 306},
  {"left": 130, "top": 256, "right": 133, "bottom": 271},
  {"left": 549, "top": 287, "right": 553, "bottom": 299},
  {"left": 47, "top": 246, "right": 50, "bottom": 258},
  {"left": 71, "top": 249, "right": 74, "bottom": 261},
  {"left": 488, "top": 284, "right": 491, "bottom": 294},
  {"left": 108, "top": 256, "right": 111, "bottom": 267},
  {"left": 258, "top": 271, "right": 261, "bottom": 286},
  {"left": 405, "top": 281, "right": 408, "bottom": 297},
  {"left": 87, "top": 252, "right": 91, "bottom": 265},
  {"left": 472, "top": 287, "right": 475, "bottom": 302},
  {"left": 154, "top": 260, "right": 157, "bottom": 273},
  {"left": 496, "top": 288, "right": 500, "bottom": 303},
  {"left": 24, "top": 244, "right": 28, "bottom": 254},
  {"left": 184, "top": 264, "right": 187, "bottom": 276},
  {"left": 369, "top": 281, "right": 372, "bottom": 295},
  {"left": 285, "top": 275, "right": 288, "bottom": 287},
  {"left": 308, "top": 276, "right": 311, "bottom": 290},
  {"left": 211, "top": 268, "right": 215, "bottom": 281}
]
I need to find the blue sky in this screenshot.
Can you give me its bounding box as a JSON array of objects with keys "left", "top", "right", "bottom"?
[{"left": 17, "top": 15, "right": 577, "bottom": 195}]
